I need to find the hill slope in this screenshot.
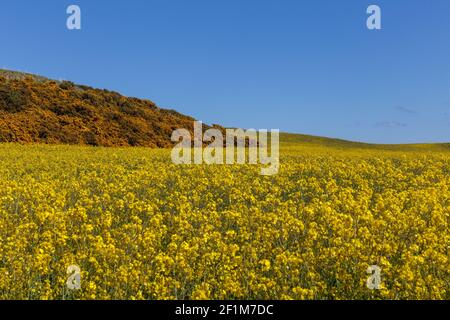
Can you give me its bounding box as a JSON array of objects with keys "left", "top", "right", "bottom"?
[
  {"left": 1, "top": 69, "right": 448, "bottom": 150},
  {"left": 280, "top": 133, "right": 450, "bottom": 152},
  {"left": 0, "top": 69, "right": 203, "bottom": 147}
]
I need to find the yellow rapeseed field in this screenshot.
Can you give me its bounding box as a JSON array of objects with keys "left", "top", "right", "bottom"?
[{"left": 0, "top": 140, "right": 448, "bottom": 300}]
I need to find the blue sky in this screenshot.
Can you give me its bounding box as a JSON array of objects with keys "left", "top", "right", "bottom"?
[{"left": 1, "top": 0, "right": 449, "bottom": 143}]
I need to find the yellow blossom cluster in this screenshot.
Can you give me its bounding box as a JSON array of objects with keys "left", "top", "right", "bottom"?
[{"left": 0, "top": 143, "right": 448, "bottom": 299}]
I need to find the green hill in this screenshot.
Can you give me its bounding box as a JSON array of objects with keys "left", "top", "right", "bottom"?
[{"left": 280, "top": 133, "right": 450, "bottom": 152}]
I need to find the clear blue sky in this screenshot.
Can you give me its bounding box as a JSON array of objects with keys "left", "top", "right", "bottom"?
[{"left": 1, "top": 0, "right": 449, "bottom": 143}]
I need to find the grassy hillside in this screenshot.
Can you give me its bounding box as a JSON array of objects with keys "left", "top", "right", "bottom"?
[{"left": 280, "top": 133, "right": 450, "bottom": 152}]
